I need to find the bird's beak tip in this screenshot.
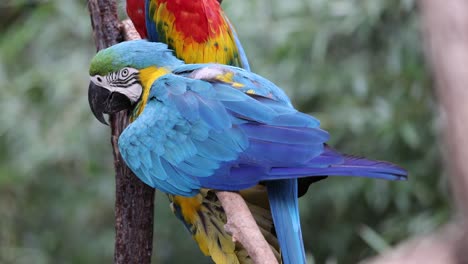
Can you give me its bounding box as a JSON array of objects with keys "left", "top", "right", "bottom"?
[{"left": 88, "top": 81, "right": 110, "bottom": 126}]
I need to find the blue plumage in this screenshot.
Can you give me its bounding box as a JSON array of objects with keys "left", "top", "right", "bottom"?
[
  {"left": 118, "top": 60, "right": 407, "bottom": 197},
  {"left": 122, "top": 57, "right": 405, "bottom": 264},
  {"left": 90, "top": 41, "right": 407, "bottom": 264},
  {"left": 267, "top": 179, "right": 306, "bottom": 264}
]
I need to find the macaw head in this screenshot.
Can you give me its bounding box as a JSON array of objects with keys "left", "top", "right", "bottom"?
[{"left": 88, "top": 40, "right": 182, "bottom": 124}]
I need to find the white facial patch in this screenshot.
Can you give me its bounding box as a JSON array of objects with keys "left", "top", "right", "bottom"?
[{"left": 90, "top": 67, "right": 142, "bottom": 103}]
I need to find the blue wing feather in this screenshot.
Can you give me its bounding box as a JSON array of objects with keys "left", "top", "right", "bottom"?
[
  {"left": 119, "top": 65, "right": 407, "bottom": 199},
  {"left": 173, "top": 64, "right": 292, "bottom": 105}
]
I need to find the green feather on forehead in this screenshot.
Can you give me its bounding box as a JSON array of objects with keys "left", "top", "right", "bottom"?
[{"left": 89, "top": 40, "right": 183, "bottom": 76}]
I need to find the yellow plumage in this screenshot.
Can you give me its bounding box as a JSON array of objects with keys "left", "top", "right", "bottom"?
[
  {"left": 150, "top": 1, "right": 242, "bottom": 66},
  {"left": 169, "top": 190, "right": 280, "bottom": 264},
  {"left": 132, "top": 66, "right": 169, "bottom": 119}
]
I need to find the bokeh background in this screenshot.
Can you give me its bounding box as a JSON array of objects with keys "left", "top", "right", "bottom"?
[{"left": 0, "top": 0, "right": 448, "bottom": 263}]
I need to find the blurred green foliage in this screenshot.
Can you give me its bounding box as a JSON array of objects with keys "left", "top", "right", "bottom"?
[{"left": 0, "top": 0, "right": 448, "bottom": 263}]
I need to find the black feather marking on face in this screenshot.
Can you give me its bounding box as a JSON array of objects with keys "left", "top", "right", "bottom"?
[{"left": 113, "top": 73, "right": 139, "bottom": 87}]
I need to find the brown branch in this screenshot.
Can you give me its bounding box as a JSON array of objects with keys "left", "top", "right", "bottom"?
[
  {"left": 419, "top": 1, "right": 468, "bottom": 260},
  {"left": 122, "top": 19, "right": 141, "bottom": 41},
  {"left": 420, "top": 0, "right": 468, "bottom": 220},
  {"left": 88, "top": 2, "right": 155, "bottom": 264},
  {"left": 362, "top": 0, "right": 468, "bottom": 263},
  {"left": 362, "top": 223, "right": 461, "bottom": 264},
  {"left": 87, "top": 0, "right": 121, "bottom": 50},
  {"left": 216, "top": 191, "right": 279, "bottom": 264}
]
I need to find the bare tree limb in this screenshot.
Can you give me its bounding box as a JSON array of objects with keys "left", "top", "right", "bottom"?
[
  {"left": 216, "top": 191, "right": 279, "bottom": 264},
  {"left": 420, "top": 0, "right": 468, "bottom": 219},
  {"left": 88, "top": 2, "right": 155, "bottom": 264},
  {"left": 362, "top": 0, "right": 468, "bottom": 263},
  {"left": 88, "top": 0, "right": 121, "bottom": 50},
  {"left": 362, "top": 223, "right": 461, "bottom": 264},
  {"left": 122, "top": 19, "right": 141, "bottom": 41}
]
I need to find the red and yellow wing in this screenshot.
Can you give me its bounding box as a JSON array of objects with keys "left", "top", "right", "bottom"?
[{"left": 147, "top": 0, "right": 248, "bottom": 67}]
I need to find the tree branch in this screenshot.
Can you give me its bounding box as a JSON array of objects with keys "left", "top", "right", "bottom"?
[
  {"left": 216, "top": 191, "right": 279, "bottom": 264},
  {"left": 362, "top": 0, "right": 468, "bottom": 262},
  {"left": 88, "top": 2, "right": 155, "bottom": 264},
  {"left": 121, "top": 19, "right": 141, "bottom": 41},
  {"left": 362, "top": 223, "right": 461, "bottom": 264},
  {"left": 420, "top": 0, "right": 468, "bottom": 220}
]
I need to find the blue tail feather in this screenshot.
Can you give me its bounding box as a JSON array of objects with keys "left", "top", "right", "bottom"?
[
  {"left": 269, "top": 155, "right": 408, "bottom": 181},
  {"left": 200, "top": 152, "right": 407, "bottom": 191},
  {"left": 267, "top": 179, "right": 306, "bottom": 264},
  {"left": 264, "top": 153, "right": 406, "bottom": 264}
]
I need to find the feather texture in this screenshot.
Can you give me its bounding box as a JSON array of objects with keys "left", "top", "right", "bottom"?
[
  {"left": 119, "top": 63, "right": 408, "bottom": 197},
  {"left": 94, "top": 40, "right": 408, "bottom": 264},
  {"left": 126, "top": 0, "right": 147, "bottom": 38},
  {"left": 144, "top": 0, "right": 250, "bottom": 68},
  {"left": 267, "top": 179, "right": 306, "bottom": 264}
]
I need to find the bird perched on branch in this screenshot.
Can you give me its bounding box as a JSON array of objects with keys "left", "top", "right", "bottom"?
[
  {"left": 125, "top": 1, "right": 283, "bottom": 263},
  {"left": 88, "top": 40, "right": 408, "bottom": 264}
]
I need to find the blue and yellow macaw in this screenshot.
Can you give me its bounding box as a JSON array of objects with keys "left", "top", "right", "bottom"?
[
  {"left": 88, "top": 40, "right": 408, "bottom": 263},
  {"left": 127, "top": 1, "right": 283, "bottom": 263}
]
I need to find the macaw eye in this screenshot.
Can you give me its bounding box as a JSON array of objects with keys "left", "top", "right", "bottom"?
[{"left": 120, "top": 69, "right": 129, "bottom": 78}]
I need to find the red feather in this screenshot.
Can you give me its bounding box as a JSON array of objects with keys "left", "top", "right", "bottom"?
[
  {"left": 158, "top": 0, "right": 224, "bottom": 43},
  {"left": 126, "top": 0, "right": 148, "bottom": 38},
  {"left": 126, "top": 0, "right": 225, "bottom": 43}
]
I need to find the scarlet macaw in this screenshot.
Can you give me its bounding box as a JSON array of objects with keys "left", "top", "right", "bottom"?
[{"left": 88, "top": 40, "right": 408, "bottom": 263}]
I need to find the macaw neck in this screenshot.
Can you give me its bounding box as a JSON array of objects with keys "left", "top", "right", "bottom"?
[{"left": 131, "top": 66, "right": 171, "bottom": 120}]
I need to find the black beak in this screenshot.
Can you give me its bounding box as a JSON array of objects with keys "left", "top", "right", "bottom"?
[{"left": 88, "top": 82, "right": 132, "bottom": 125}]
